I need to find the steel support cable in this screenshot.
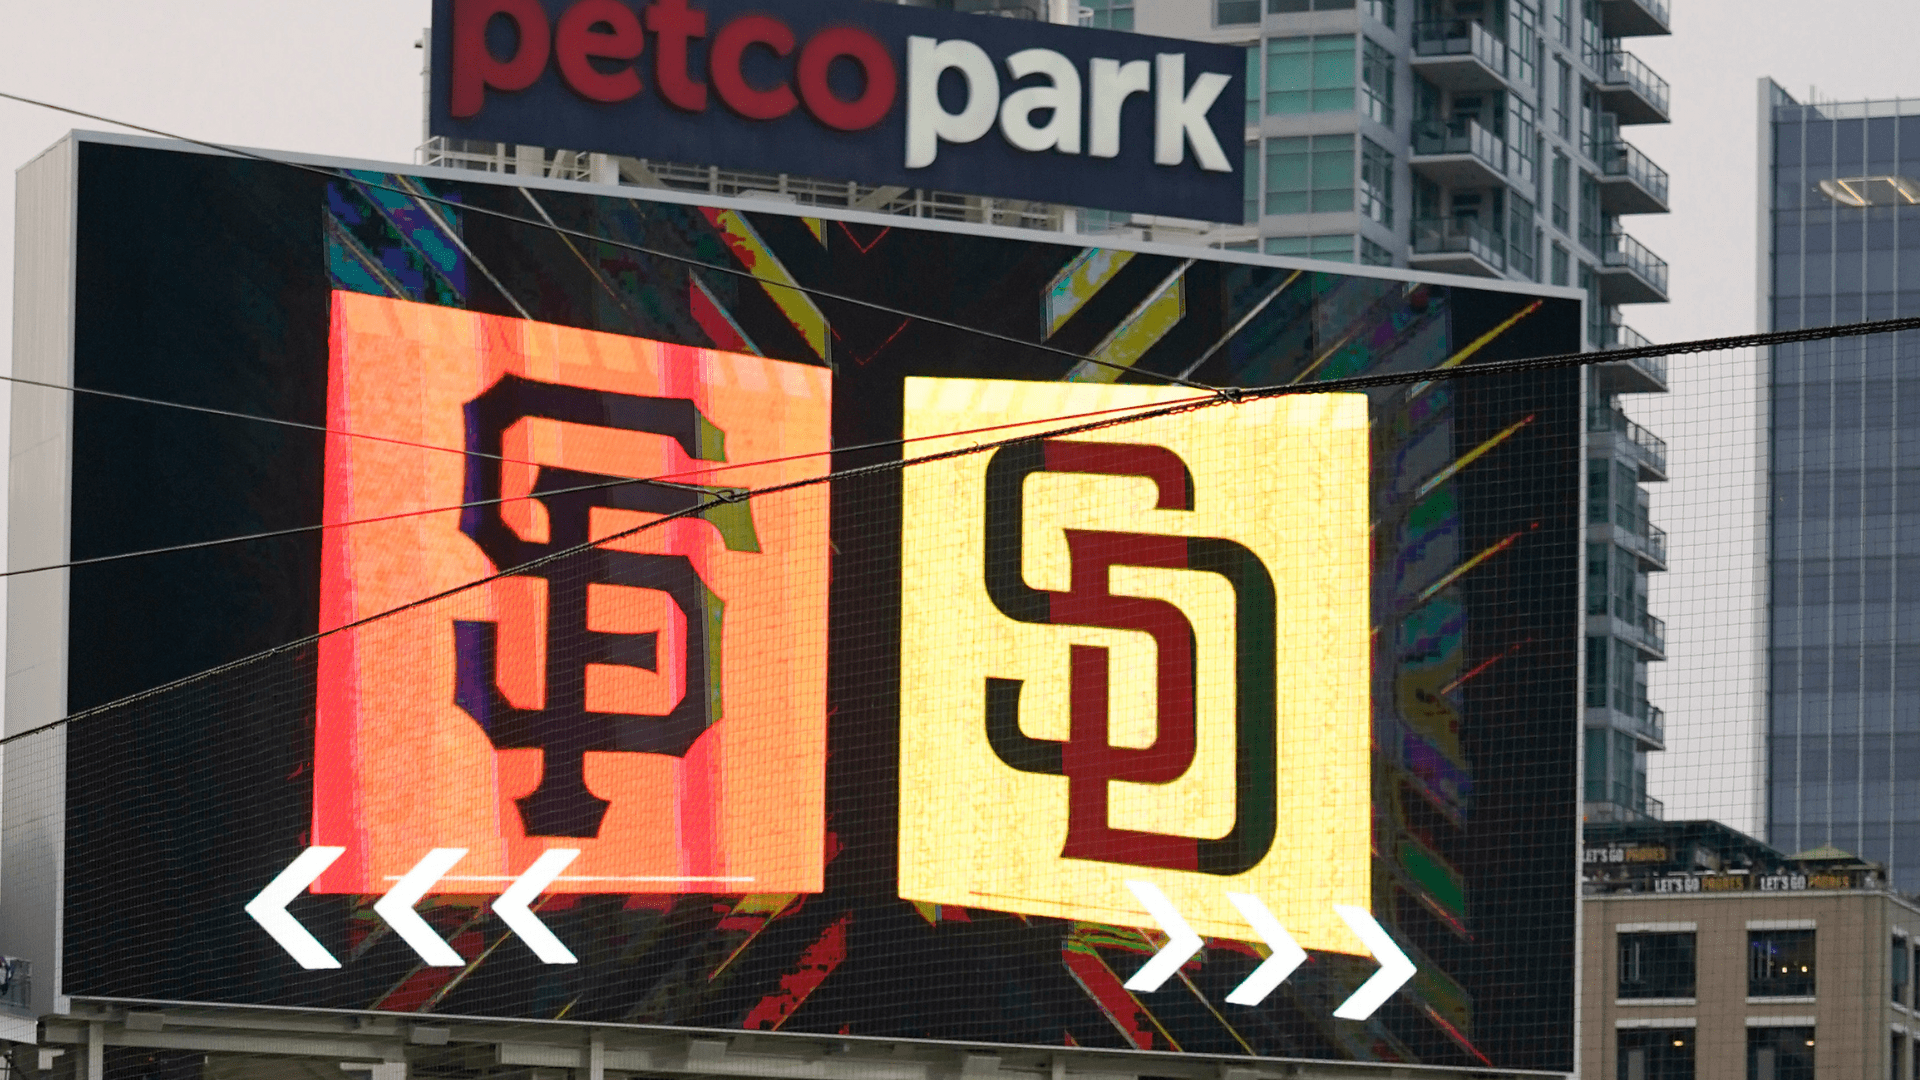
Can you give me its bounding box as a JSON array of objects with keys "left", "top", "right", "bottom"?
[
  {"left": 14, "top": 309, "right": 1920, "bottom": 748},
  {"left": 0, "top": 392, "right": 1210, "bottom": 581},
  {"left": 0, "top": 90, "right": 1216, "bottom": 393}
]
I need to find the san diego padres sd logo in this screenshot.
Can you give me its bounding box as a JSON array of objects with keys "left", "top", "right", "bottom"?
[{"left": 897, "top": 378, "right": 1372, "bottom": 950}]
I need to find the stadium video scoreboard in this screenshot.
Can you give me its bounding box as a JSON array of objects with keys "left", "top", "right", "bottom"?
[{"left": 2, "top": 131, "right": 1583, "bottom": 1074}]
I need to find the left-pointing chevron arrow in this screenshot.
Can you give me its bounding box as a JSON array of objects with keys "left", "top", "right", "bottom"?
[
  {"left": 374, "top": 848, "right": 470, "bottom": 967},
  {"left": 495, "top": 849, "right": 580, "bottom": 964},
  {"left": 1122, "top": 880, "right": 1204, "bottom": 992},
  {"left": 246, "top": 846, "right": 346, "bottom": 969}
]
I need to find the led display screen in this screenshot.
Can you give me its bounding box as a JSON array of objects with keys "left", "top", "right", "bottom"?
[{"left": 25, "top": 136, "right": 1582, "bottom": 1072}]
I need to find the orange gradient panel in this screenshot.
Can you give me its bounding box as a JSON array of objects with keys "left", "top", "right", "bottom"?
[{"left": 312, "top": 291, "right": 830, "bottom": 895}]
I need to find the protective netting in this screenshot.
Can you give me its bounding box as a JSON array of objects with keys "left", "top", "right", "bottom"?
[{"left": 7, "top": 138, "right": 1913, "bottom": 1079}]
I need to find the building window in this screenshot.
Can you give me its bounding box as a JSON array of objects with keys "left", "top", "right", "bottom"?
[
  {"left": 1747, "top": 1026, "right": 1814, "bottom": 1080},
  {"left": 1584, "top": 724, "right": 1608, "bottom": 797},
  {"left": 1245, "top": 46, "right": 1261, "bottom": 126},
  {"left": 1895, "top": 935, "right": 1910, "bottom": 1005},
  {"left": 1578, "top": 170, "right": 1602, "bottom": 252},
  {"left": 1578, "top": 262, "right": 1601, "bottom": 347},
  {"left": 1618, "top": 1028, "right": 1694, "bottom": 1080},
  {"left": 1264, "top": 234, "right": 1355, "bottom": 262},
  {"left": 1265, "top": 35, "right": 1355, "bottom": 114},
  {"left": 1555, "top": 59, "right": 1572, "bottom": 138},
  {"left": 1364, "top": 0, "right": 1394, "bottom": 26},
  {"left": 1552, "top": 151, "right": 1571, "bottom": 230},
  {"left": 1585, "top": 636, "right": 1609, "bottom": 711},
  {"left": 1243, "top": 141, "right": 1260, "bottom": 224},
  {"left": 1360, "top": 236, "right": 1393, "bottom": 266},
  {"left": 1508, "top": 194, "right": 1538, "bottom": 279},
  {"left": 1894, "top": 1033, "right": 1906, "bottom": 1080},
  {"left": 1268, "top": 0, "right": 1357, "bottom": 10},
  {"left": 1360, "top": 138, "right": 1393, "bottom": 226},
  {"left": 1619, "top": 932, "right": 1695, "bottom": 999},
  {"left": 1551, "top": 242, "right": 1570, "bottom": 286},
  {"left": 1750, "top": 929, "right": 1816, "bottom": 997},
  {"left": 1362, "top": 38, "right": 1395, "bottom": 126},
  {"left": 1080, "top": 0, "right": 1134, "bottom": 30},
  {"left": 1217, "top": 0, "right": 1260, "bottom": 25},
  {"left": 1219, "top": 240, "right": 1258, "bottom": 252},
  {"left": 1265, "top": 135, "right": 1353, "bottom": 214}
]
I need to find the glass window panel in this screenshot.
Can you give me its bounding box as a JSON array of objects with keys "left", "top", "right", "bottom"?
[
  {"left": 1747, "top": 1026, "right": 1816, "bottom": 1080},
  {"left": 1749, "top": 930, "right": 1816, "bottom": 997},
  {"left": 1617, "top": 1028, "right": 1694, "bottom": 1080},
  {"left": 1618, "top": 932, "right": 1696, "bottom": 999}
]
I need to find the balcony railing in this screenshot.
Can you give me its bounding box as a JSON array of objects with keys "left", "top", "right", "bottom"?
[
  {"left": 1598, "top": 47, "right": 1671, "bottom": 118},
  {"left": 1622, "top": 611, "right": 1665, "bottom": 655},
  {"left": 1412, "top": 18, "right": 1509, "bottom": 77},
  {"left": 1411, "top": 216, "right": 1507, "bottom": 271},
  {"left": 1599, "top": 0, "right": 1672, "bottom": 39},
  {"left": 1602, "top": 228, "right": 1670, "bottom": 296},
  {"left": 1411, "top": 118, "right": 1507, "bottom": 171},
  {"left": 1596, "top": 140, "right": 1670, "bottom": 206},
  {"left": 1588, "top": 405, "right": 1668, "bottom": 475},
  {"left": 1586, "top": 783, "right": 1664, "bottom": 822}
]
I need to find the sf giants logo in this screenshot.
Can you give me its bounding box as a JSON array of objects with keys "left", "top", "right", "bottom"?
[
  {"left": 313, "top": 293, "right": 828, "bottom": 897},
  {"left": 980, "top": 440, "right": 1276, "bottom": 875},
  {"left": 897, "top": 378, "right": 1369, "bottom": 949},
  {"left": 453, "top": 374, "right": 757, "bottom": 838}
]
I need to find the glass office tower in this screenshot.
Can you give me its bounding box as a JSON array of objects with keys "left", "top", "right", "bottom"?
[{"left": 1763, "top": 83, "right": 1920, "bottom": 887}]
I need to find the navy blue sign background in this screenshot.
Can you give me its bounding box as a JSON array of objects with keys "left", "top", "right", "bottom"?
[{"left": 428, "top": 0, "right": 1245, "bottom": 222}]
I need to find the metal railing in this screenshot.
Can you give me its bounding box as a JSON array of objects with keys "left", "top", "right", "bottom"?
[
  {"left": 1588, "top": 405, "right": 1669, "bottom": 474},
  {"left": 1599, "top": 323, "right": 1669, "bottom": 385},
  {"left": 1598, "top": 47, "right": 1671, "bottom": 117},
  {"left": 1610, "top": 0, "right": 1671, "bottom": 32},
  {"left": 1411, "top": 19, "right": 1510, "bottom": 78},
  {"left": 1596, "top": 140, "right": 1670, "bottom": 205},
  {"left": 1623, "top": 611, "right": 1666, "bottom": 654},
  {"left": 1587, "top": 783, "right": 1665, "bottom": 822},
  {"left": 1606, "top": 520, "right": 1668, "bottom": 566},
  {"left": 1601, "top": 228, "right": 1670, "bottom": 295},
  {"left": 1411, "top": 118, "right": 1508, "bottom": 174},
  {"left": 418, "top": 138, "right": 1068, "bottom": 232},
  {"left": 1410, "top": 216, "right": 1507, "bottom": 271}
]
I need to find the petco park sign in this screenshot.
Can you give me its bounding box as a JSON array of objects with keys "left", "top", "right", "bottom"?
[{"left": 429, "top": 0, "right": 1244, "bottom": 221}]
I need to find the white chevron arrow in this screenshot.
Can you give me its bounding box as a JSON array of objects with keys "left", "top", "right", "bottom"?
[
  {"left": 246, "top": 846, "right": 346, "bottom": 969},
  {"left": 495, "top": 849, "right": 580, "bottom": 964},
  {"left": 1122, "top": 880, "right": 1204, "bottom": 992},
  {"left": 1223, "top": 893, "right": 1307, "bottom": 1005},
  {"left": 1331, "top": 905, "right": 1417, "bottom": 1020},
  {"left": 373, "top": 848, "right": 470, "bottom": 967}
]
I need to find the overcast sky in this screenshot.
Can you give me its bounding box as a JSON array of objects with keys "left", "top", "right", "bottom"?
[{"left": 2, "top": 0, "right": 1919, "bottom": 837}]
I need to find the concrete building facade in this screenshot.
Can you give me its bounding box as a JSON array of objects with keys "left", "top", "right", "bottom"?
[{"left": 1585, "top": 820, "right": 1920, "bottom": 1080}]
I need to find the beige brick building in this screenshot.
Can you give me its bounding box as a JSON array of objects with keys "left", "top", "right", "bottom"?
[{"left": 1584, "top": 822, "right": 1920, "bottom": 1080}]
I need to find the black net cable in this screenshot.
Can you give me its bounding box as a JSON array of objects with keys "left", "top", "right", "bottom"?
[
  {"left": 0, "top": 90, "right": 1213, "bottom": 391},
  {"left": 11, "top": 309, "right": 1919, "bottom": 751}
]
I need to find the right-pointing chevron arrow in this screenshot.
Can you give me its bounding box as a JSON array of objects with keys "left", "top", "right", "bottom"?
[
  {"left": 1223, "top": 893, "right": 1307, "bottom": 1005},
  {"left": 1122, "top": 880, "right": 1204, "bottom": 992},
  {"left": 373, "top": 848, "right": 470, "bottom": 967},
  {"left": 1331, "top": 905, "right": 1417, "bottom": 1020},
  {"left": 494, "top": 849, "right": 580, "bottom": 964}
]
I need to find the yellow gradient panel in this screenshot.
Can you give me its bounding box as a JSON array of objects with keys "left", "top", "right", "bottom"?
[{"left": 898, "top": 378, "right": 1370, "bottom": 954}]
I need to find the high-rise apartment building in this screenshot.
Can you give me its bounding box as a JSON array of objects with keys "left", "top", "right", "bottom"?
[
  {"left": 1760, "top": 84, "right": 1920, "bottom": 890},
  {"left": 418, "top": 0, "right": 1679, "bottom": 824},
  {"left": 1106, "top": 0, "right": 1676, "bottom": 824}
]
